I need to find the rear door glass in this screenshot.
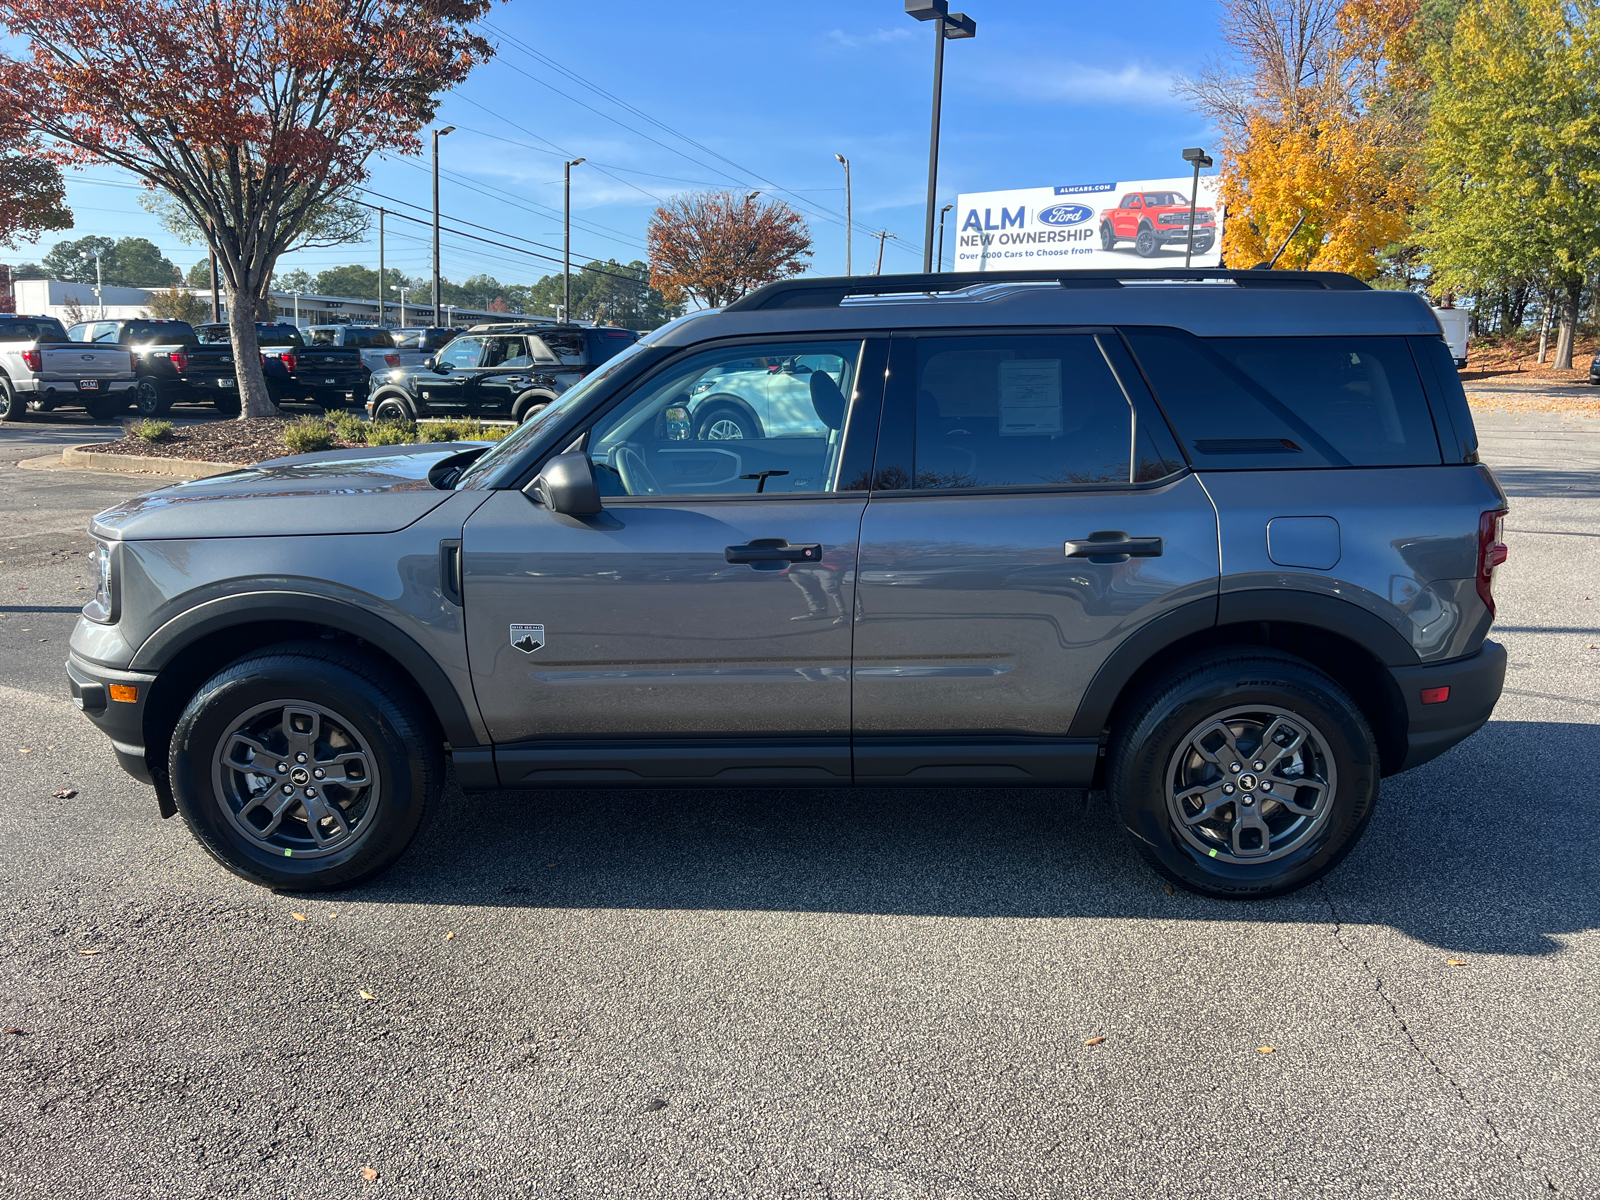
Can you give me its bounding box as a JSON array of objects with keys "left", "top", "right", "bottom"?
[{"left": 1121, "top": 328, "right": 1442, "bottom": 468}]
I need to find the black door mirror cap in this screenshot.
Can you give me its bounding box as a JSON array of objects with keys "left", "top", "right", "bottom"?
[{"left": 525, "top": 450, "right": 603, "bottom": 515}]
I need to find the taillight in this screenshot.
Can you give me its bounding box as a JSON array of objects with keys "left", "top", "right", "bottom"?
[
  {"left": 21, "top": 349, "right": 40, "bottom": 371},
  {"left": 129, "top": 351, "right": 137, "bottom": 372},
  {"left": 384, "top": 354, "right": 399, "bottom": 367},
  {"left": 168, "top": 350, "right": 188, "bottom": 373},
  {"left": 279, "top": 352, "right": 297, "bottom": 372},
  {"left": 1477, "top": 509, "right": 1508, "bottom": 617}
]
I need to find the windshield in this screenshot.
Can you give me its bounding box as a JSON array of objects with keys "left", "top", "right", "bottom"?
[
  {"left": 1142, "top": 192, "right": 1190, "bottom": 207},
  {"left": 452, "top": 340, "right": 653, "bottom": 490}
]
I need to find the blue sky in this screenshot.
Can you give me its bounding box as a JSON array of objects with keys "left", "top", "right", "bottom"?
[{"left": 9, "top": 0, "right": 1227, "bottom": 288}]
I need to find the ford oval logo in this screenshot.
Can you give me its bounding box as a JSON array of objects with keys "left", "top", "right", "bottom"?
[{"left": 1037, "top": 203, "right": 1094, "bottom": 227}]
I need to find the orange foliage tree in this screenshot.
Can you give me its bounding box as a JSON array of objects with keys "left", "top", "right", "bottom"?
[
  {"left": 0, "top": 0, "right": 492, "bottom": 417},
  {"left": 0, "top": 90, "right": 71, "bottom": 250},
  {"left": 648, "top": 192, "right": 811, "bottom": 310}
]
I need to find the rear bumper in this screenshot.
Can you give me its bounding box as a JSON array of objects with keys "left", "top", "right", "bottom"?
[
  {"left": 1390, "top": 639, "right": 1506, "bottom": 772},
  {"left": 66, "top": 651, "right": 158, "bottom": 785},
  {"left": 18, "top": 378, "right": 135, "bottom": 394}
]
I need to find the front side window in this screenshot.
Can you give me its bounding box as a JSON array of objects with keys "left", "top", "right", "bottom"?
[
  {"left": 90, "top": 322, "right": 120, "bottom": 343},
  {"left": 67, "top": 324, "right": 89, "bottom": 342},
  {"left": 904, "top": 334, "right": 1164, "bottom": 490},
  {"left": 435, "top": 338, "right": 485, "bottom": 369},
  {"left": 587, "top": 340, "right": 863, "bottom": 498}
]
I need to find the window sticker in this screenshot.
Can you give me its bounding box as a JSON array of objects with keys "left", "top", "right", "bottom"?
[{"left": 997, "top": 359, "right": 1062, "bottom": 436}]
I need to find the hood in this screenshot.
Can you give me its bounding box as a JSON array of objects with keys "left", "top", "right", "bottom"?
[{"left": 90, "top": 442, "right": 483, "bottom": 541}]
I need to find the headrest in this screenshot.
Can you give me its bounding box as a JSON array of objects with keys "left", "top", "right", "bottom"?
[{"left": 809, "top": 371, "right": 847, "bottom": 430}]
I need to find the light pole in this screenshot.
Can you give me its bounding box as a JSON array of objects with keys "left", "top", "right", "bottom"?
[
  {"left": 563, "top": 157, "right": 586, "bottom": 322},
  {"left": 445, "top": 304, "right": 455, "bottom": 329},
  {"left": 907, "top": 1, "right": 977, "bottom": 273},
  {"left": 432, "top": 126, "right": 455, "bottom": 327},
  {"left": 79, "top": 250, "right": 103, "bottom": 317},
  {"left": 393, "top": 284, "right": 411, "bottom": 328},
  {"left": 292, "top": 290, "right": 302, "bottom": 327},
  {"left": 936, "top": 202, "right": 954, "bottom": 271},
  {"left": 208, "top": 248, "right": 220, "bottom": 324},
  {"left": 378, "top": 206, "right": 386, "bottom": 325},
  {"left": 834, "top": 153, "right": 852, "bottom": 275},
  {"left": 1181, "top": 146, "right": 1214, "bottom": 268},
  {"left": 873, "top": 230, "right": 898, "bottom": 275}
]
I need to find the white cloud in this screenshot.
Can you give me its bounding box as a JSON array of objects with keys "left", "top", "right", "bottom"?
[
  {"left": 982, "top": 60, "right": 1184, "bottom": 107},
  {"left": 826, "top": 27, "right": 915, "bottom": 49}
]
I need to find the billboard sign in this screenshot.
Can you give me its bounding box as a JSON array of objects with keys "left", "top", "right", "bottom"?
[{"left": 952, "top": 176, "right": 1224, "bottom": 272}]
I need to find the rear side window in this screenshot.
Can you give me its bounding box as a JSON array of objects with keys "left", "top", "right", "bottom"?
[
  {"left": 1122, "top": 328, "right": 1442, "bottom": 468},
  {"left": 1410, "top": 335, "right": 1478, "bottom": 463},
  {"left": 0, "top": 319, "right": 66, "bottom": 343}
]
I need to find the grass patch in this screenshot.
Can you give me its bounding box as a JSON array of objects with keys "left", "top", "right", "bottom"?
[
  {"left": 283, "top": 414, "right": 335, "bottom": 454},
  {"left": 129, "top": 419, "right": 175, "bottom": 444}
]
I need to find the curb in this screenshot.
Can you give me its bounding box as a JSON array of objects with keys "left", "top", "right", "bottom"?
[{"left": 55, "top": 444, "right": 242, "bottom": 479}]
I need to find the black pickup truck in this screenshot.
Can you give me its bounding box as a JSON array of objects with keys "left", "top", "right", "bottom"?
[
  {"left": 66, "top": 318, "right": 244, "bottom": 415},
  {"left": 196, "top": 323, "right": 365, "bottom": 409}
]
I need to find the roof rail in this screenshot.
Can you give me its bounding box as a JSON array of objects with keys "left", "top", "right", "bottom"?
[{"left": 726, "top": 268, "right": 1370, "bottom": 311}]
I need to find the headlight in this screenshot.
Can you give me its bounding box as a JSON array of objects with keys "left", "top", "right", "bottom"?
[{"left": 84, "top": 538, "right": 116, "bottom": 624}]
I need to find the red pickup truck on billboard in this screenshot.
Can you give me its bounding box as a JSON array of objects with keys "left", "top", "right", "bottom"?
[{"left": 1099, "top": 190, "right": 1216, "bottom": 258}]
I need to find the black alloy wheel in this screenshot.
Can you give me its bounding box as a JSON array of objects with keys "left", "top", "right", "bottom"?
[
  {"left": 135, "top": 378, "right": 171, "bottom": 417},
  {"left": 1135, "top": 225, "right": 1158, "bottom": 258},
  {"left": 0, "top": 377, "right": 26, "bottom": 421},
  {"left": 1109, "top": 649, "right": 1380, "bottom": 899},
  {"left": 373, "top": 397, "right": 412, "bottom": 423},
  {"left": 168, "top": 642, "right": 443, "bottom": 890}
]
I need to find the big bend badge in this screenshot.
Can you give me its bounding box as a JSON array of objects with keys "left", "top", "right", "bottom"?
[{"left": 510, "top": 624, "right": 545, "bottom": 654}]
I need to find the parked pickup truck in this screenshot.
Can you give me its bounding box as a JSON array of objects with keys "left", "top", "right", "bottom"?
[
  {"left": 195, "top": 323, "right": 366, "bottom": 410},
  {"left": 0, "top": 313, "right": 135, "bottom": 421},
  {"left": 1099, "top": 190, "right": 1217, "bottom": 258},
  {"left": 306, "top": 325, "right": 430, "bottom": 398},
  {"left": 67, "top": 318, "right": 230, "bottom": 416}
]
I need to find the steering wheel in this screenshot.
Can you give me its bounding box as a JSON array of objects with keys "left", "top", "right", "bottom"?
[{"left": 611, "top": 443, "right": 664, "bottom": 496}]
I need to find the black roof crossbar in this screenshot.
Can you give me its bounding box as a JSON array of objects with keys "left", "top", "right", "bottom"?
[{"left": 726, "top": 268, "right": 1369, "bottom": 311}]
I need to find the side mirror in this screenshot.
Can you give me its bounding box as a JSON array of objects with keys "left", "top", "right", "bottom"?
[{"left": 526, "top": 451, "right": 602, "bottom": 515}]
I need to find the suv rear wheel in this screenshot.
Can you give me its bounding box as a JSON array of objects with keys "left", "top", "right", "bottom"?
[
  {"left": 1108, "top": 650, "right": 1379, "bottom": 899},
  {"left": 168, "top": 642, "right": 443, "bottom": 890}
]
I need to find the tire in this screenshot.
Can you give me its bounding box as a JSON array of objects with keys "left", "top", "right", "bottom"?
[
  {"left": 373, "top": 396, "right": 412, "bottom": 423},
  {"left": 0, "top": 377, "right": 26, "bottom": 422},
  {"left": 84, "top": 393, "right": 127, "bottom": 421},
  {"left": 514, "top": 392, "right": 554, "bottom": 423},
  {"left": 1099, "top": 221, "right": 1116, "bottom": 251},
  {"left": 168, "top": 642, "right": 444, "bottom": 891},
  {"left": 1134, "top": 224, "right": 1158, "bottom": 258},
  {"left": 1107, "top": 649, "right": 1380, "bottom": 900},
  {"left": 135, "top": 377, "right": 171, "bottom": 417},
  {"left": 212, "top": 390, "right": 241, "bottom": 416},
  {"left": 696, "top": 403, "right": 758, "bottom": 441}
]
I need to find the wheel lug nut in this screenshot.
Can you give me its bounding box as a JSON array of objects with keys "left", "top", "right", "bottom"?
[
  {"left": 313, "top": 769, "right": 325, "bottom": 780},
  {"left": 1230, "top": 762, "right": 1241, "bottom": 773},
  {"left": 305, "top": 787, "right": 317, "bottom": 798},
  {"left": 1262, "top": 781, "right": 1273, "bottom": 791},
  {"left": 281, "top": 784, "right": 293, "bottom": 795},
  {"left": 1222, "top": 784, "right": 1235, "bottom": 795},
  {"left": 276, "top": 763, "right": 287, "bottom": 774},
  {"left": 1253, "top": 761, "right": 1265, "bottom": 771},
  {"left": 295, "top": 753, "right": 307, "bottom": 763},
  {"left": 1242, "top": 796, "right": 1254, "bottom": 806}
]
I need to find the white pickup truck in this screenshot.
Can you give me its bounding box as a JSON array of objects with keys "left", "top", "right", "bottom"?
[{"left": 0, "top": 314, "right": 137, "bottom": 421}]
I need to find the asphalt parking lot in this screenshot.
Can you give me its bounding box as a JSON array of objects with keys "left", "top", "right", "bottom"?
[{"left": 1, "top": 406, "right": 1596, "bottom": 1199}]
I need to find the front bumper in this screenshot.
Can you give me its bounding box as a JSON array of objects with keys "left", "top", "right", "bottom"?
[
  {"left": 1389, "top": 639, "right": 1507, "bottom": 772},
  {"left": 66, "top": 651, "right": 158, "bottom": 785},
  {"left": 1154, "top": 226, "right": 1215, "bottom": 244}
]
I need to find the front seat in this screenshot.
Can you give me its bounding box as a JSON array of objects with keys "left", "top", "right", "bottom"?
[{"left": 809, "top": 371, "right": 847, "bottom": 430}]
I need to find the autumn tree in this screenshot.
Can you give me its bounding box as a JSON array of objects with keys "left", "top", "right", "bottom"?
[
  {"left": 0, "top": 0, "right": 492, "bottom": 418},
  {"left": 648, "top": 192, "right": 811, "bottom": 309},
  {"left": 145, "top": 286, "right": 210, "bottom": 324},
  {"left": 0, "top": 89, "right": 71, "bottom": 249},
  {"left": 1419, "top": 0, "right": 1600, "bottom": 368}
]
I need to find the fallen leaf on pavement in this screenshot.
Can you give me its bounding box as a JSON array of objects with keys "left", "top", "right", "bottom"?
[
  {"left": 361, "top": 1167, "right": 378, "bottom": 1182},
  {"left": 444, "top": 931, "right": 455, "bottom": 940},
  {"left": 77, "top": 948, "right": 100, "bottom": 956},
  {"left": 4, "top": 1028, "right": 24, "bottom": 1035},
  {"left": 53, "top": 788, "right": 76, "bottom": 799},
  {"left": 359, "top": 991, "right": 376, "bottom": 1001},
  {"left": 1083, "top": 1036, "right": 1106, "bottom": 1046},
  {"left": 1446, "top": 959, "right": 1468, "bottom": 967},
  {"left": 1164, "top": 885, "right": 1174, "bottom": 895},
  {"left": 18, "top": 749, "right": 30, "bottom": 754},
  {"left": 1258, "top": 1046, "right": 1275, "bottom": 1054},
  {"left": 291, "top": 913, "right": 307, "bottom": 921}
]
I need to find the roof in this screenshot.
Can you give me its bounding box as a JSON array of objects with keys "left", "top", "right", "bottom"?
[{"left": 646, "top": 269, "right": 1440, "bottom": 345}]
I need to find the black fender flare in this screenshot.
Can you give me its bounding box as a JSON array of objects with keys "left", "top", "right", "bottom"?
[
  {"left": 1068, "top": 596, "right": 1217, "bottom": 738},
  {"left": 130, "top": 591, "right": 482, "bottom": 748},
  {"left": 369, "top": 389, "right": 416, "bottom": 419}
]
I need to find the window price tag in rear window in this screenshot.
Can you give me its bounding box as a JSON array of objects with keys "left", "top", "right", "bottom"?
[{"left": 998, "top": 359, "right": 1062, "bottom": 436}]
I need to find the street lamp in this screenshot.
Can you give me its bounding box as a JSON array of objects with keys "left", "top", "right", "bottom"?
[
  {"left": 564, "top": 157, "right": 586, "bottom": 322},
  {"left": 907, "top": 1, "right": 977, "bottom": 273},
  {"left": 1181, "top": 146, "right": 1214, "bottom": 268},
  {"left": 392, "top": 284, "right": 411, "bottom": 328},
  {"left": 291, "top": 290, "right": 302, "bottom": 327},
  {"left": 936, "top": 202, "right": 954, "bottom": 272},
  {"left": 432, "top": 126, "right": 455, "bottom": 326},
  {"left": 834, "top": 153, "right": 852, "bottom": 275},
  {"left": 78, "top": 250, "right": 104, "bottom": 317}
]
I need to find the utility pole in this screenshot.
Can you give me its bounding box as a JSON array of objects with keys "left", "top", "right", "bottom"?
[
  {"left": 564, "top": 157, "right": 586, "bottom": 321},
  {"left": 873, "top": 230, "right": 897, "bottom": 275},
  {"left": 209, "top": 248, "right": 219, "bottom": 324},
  {"left": 432, "top": 126, "right": 454, "bottom": 327},
  {"left": 835, "top": 153, "right": 852, "bottom": 275},
  {"left": 378, "top": 206, "right": 386, "bottom": 326},
  {"left": 937, "top": 203, "right": 954, "bottom": 272},
  {"left": 907, "top": 2, "right": 977, "bottom": 273}
]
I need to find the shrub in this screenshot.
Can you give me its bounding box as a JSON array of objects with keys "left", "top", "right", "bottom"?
[
  {"left": 328, "top": 411, "right": 369, "bottom": 446},
  {"left": 283, "top": 415, "right": 335, "bottom": 454},
  {"left": 130, "top": 419, "right": 174, "bottom": 444},
  {"left": 419, "top": 417, "right": 510, "bottom": 443},
  {"left": 366, "top": 419, "right": 418, "bottom": 446}
]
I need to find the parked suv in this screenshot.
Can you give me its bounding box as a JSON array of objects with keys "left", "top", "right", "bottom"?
[
  {"left": 67, "top": 269, "right": 1507, "bottom": 900},
  {"left": 367, "top": 322, "right": 639, "bottom": 424},
  {"left": 0, "top": 314, "right": 136, "bottom": 420},
  {"left": 1100, "top": 190, "right": 1216, "bottom": 257}
]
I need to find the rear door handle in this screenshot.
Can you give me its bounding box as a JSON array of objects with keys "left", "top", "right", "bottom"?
[
  {"left": 1065, "top": 532, "right": 1164, "bottom": 562},
  {"left": 725, "top": 538, "right": 823, "bottom": 565}
]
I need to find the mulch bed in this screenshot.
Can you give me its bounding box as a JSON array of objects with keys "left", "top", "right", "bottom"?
[{"left": 76, "top": 418, "right": 310, "bottom": 465}]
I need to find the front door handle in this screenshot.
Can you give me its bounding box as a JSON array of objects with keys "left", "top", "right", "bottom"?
[
  {"left": 1065, "top": 532, "right": 1164, "bottom": 563},
  {"left": 725, "top": 538, "right": 823, "bottom": 565}
]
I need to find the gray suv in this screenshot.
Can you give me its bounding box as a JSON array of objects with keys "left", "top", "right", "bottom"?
[{"left": 66, "top": 269, "right": 1508, "bottom": 899}]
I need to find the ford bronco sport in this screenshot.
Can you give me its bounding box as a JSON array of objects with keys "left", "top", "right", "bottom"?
[{"left": 67, "top": 268, "right": 1507, "bottom": 900}]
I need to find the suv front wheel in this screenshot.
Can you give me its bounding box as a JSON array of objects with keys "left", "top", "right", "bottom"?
[
  {"left": 168, "top": 642, "right": 443, "bottom": 890},
  {"left": 1109, "top": 650, "right": 1379, "bottom": 899}
]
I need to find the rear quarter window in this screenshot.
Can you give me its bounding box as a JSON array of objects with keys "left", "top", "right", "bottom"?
[{"left": 1122, "top": 328, "right": 1442, "bottom": 469}]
